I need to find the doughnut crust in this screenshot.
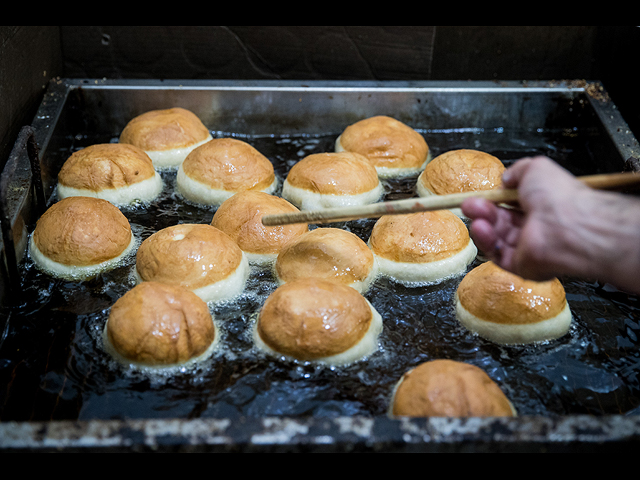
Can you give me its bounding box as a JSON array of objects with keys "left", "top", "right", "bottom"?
[
  {"left": 210, "top": 191, "right": 308, "bottom": 262},
  {"left": 390, "top": 359, "right": 516, "bottom": 418},
  {"left": 104, "top": 282, "right": 216, "bottom": 367},
  {"left": 275, "top": 227, "right": 377, "bottom": 292},
  {"left": 255, "top": 278, "right": 382, "bottom": 364},
  {"left": 335, "top": 115, "right": 429, "bottom": 177},
  {"left": 417, "top": 149, "right": 505, "bottom": 196},
  {"left": 30, "top": 196, "right": 134, "bottom": 278},
  {"left": 57, "top": 143, "right": 163, "bottom": 205},
  {"left": 282, "top": 152, "right": 383, "bottom": 210},
  {"left": 368, "top": 210, "right": 477, "bottom": 285},
  {"left": 177, "top": 138, "right": 276, "bottom": 205},
  {"left": 455, "top": 261, "right": 572, "bottom": 345},
  {"left": 135, "top": 223, "right": 248, "bottom": 302}
]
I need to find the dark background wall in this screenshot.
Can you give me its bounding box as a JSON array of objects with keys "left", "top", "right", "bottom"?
[{"left": 2, "top": 26, "right": 639, "bottom": 170}]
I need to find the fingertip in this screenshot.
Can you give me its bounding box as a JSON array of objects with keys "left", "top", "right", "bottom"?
[
  {"left": 460, "top": 197, "right": 481, "bottom": 218},
  {"left": 501, "top": 168, "right": 517, "bottom": 188},
  {"left": 468, "top": 218, "right": 497, "bottom": 252},
  {"left": 461, "top": 197, "right": 498, "bottom": 221},
  {"left": 502, "top": 157, "right": 534, "bottom": 188}
]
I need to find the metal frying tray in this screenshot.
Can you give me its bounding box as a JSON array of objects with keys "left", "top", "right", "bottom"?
[{"left": 2, "top": 79, "right": 640, "bottom": 452}]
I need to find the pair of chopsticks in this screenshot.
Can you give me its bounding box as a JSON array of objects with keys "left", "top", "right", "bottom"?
[{"left": 261, "top": 171, "right": 640, "bottom": 226}]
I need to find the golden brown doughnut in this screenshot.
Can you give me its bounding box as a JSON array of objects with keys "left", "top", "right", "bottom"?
[
  {"left": 281, "top": 152, "right": 383, "bottom": 210},
  {"left": 417, "top": 149, "right": 505, "bottom": 217},
  {"left": 455, "top": 261, "right": 572, "bottom": 345},
  {"left": 176, "top": 138, "right": 277, "bottom": 206},
  {"left": 390, "top": 359, "right": 516, "bottom": 418},
  {"left": 135, "top": 223, "right": 249, "bottom": 303},
  {"left": 210, "top": 191, "right": 308, "bottom": 264},
  {"left": 104, "top": 281, "right": 217, "bottom": 368},
  {"left": 119, "top": 107, "right": 212, "bottom": 168},
  {"left": 335, "top": 115, "right": 430, "bottom": 178},
  {"left": 57, "top": 143, "right": 163, "bottom": 205},
  {"left": 29, "top": 196, "right": 135, "bottom": 280},
  {"left": 254, "top": 278, "right": 382, "bottom": 365},
  {"left": 275, "top": 227, "right": 378, "bottom": 293},
  {"left": 368, "top": 210, "right": 477, "bottom": 285}
]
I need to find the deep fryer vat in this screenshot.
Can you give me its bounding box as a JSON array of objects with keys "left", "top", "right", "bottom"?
[{"left": 1, "top": 79, "right": 640, "bottom": 452}]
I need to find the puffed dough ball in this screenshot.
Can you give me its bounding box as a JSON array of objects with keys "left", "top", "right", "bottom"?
[
  {"left": 104, "top": 282, "right": 217, "bottom": 368},
  {"left": 389, "top": 359, "right": 517, "bottom": 418},
  {"left": 135, "top": 223, "right": 249, "bottom": 303},
  {"left": 417, "top": 149, "right": 505, "bottom": 217},
  {"left": 335, "top": 115, "right": 430, "bottom": 178},
  {"left": 254, "top": 278, "right": 382, "bottom": 365},
  {"left": 210, "top": 191, "right": 308, "bottom": 265},
  {"left": 368, "top": 210, "right": 477, "bottom": 286},
  {"left": 275, "top": 227, "right": 378, "bottom": 293},
  {"left": 455, "top": 261, "right": 572, "bottom": 345},
  {"left": 29, "top": 196, "right": 135, "bottom": 280},
  {"left": 176, "top": 138, "right": 277, "bottom": 206},
  {"left": 57, "top": 143, "right": 163, "bottom": 206},
  {"left": 119, "top": 107, "right": 212, "bottom": 169},
  {"left": 281, "top": 152, "right": 383, "bottom": 210}
]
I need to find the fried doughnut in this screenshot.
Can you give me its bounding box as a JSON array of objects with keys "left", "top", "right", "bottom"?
[
  {"left": 29, "top": 196, "right": 135, "bottom": 280},
  {"left": 57, "top": 143, "right": 163, "bottom": 206},
  {"left": 104, "top": 282, "right": 218, "bottom": 369},
  {"left": 416, "top": 149, "right": 505, "bottom": 217},
  {"left": 210, "top": 191, "right": 308, "bottom": 265},
  {"left": 275, "top": 227, "right": 378, "bottom": 293},
  {"left": 368, "top": 210, "right": 477, "bottom": 285},
  {"left": 281, "top": 152, "right": 383, "bottom": 210},
  {"left": 135, "top": 223, "right": 249, "bottom": 303},
  {"left": 253, "top": 278, "right": 382, "bottom": 365},
  {"left": 119, "top": 107, "right": 212, "bottom": 169},
  {"left": 389, "top": 359, "right": 517, "bottom": 418},
  {"left": 335, "top": 115, "right": 430, "bottom": 178},
  {"left": 176, "top": 138, "right": 277, "bottom": 206},
  {"left": 455, "top": 261, "right": 572, "bottom": 345}
]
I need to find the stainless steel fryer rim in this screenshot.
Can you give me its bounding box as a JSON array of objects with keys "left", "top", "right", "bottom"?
[
  {"left": 2, "top": 78, "right": 640, "bottom": 452},
  {"left": 1, "top": 413, "right": 640, "bottom": 452}
]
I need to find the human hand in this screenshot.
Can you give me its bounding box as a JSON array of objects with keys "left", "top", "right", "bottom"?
[{"left": 462, "top": 155, "right": 640, "bottom": 294}]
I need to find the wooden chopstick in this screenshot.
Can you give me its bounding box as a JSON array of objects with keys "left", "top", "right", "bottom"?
[{"left": 261, "top": 171, "right": 640, "bottom": 226}]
